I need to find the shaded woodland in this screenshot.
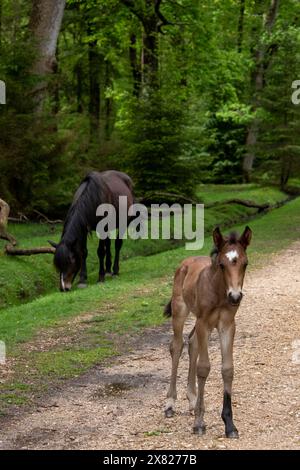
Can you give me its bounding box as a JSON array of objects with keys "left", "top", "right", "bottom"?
[{"left": 0, "top": 0, "right": 300, "bottom": 215}]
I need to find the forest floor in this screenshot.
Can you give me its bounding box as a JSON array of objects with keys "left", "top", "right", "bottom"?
[{"left": 0, "top": 240, "right": 299, "bottom": 450}]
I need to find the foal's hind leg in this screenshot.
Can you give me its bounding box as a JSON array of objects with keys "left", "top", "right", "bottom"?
[
  {"left": 193, "top": 319, "right": 210, "bottom": 435},
  {"left": 187, "top": 326, "right": 198, "bottom": 413},
  {"left": 165, "top": 298, "right": 189, "bottom": 418}
]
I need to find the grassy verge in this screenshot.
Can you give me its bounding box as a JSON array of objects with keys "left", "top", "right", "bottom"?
[
  {"left": 0, "top": 195, "right": 300, "bottom": 413},
  {"left": 0, "top": 184, "right": 287, "bottom": 309}
]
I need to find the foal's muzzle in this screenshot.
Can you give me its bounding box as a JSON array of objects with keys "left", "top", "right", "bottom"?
[{"left": 228, "top": 290, "right": 243, "bottom": 306}]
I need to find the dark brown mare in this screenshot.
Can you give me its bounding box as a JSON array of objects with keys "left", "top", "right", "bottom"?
[
  {"left": 49, "top": 170, "right": 134, "bottom": 292},
  {"left": 164, "top": 226, "right": 252, "bottom": 438}
]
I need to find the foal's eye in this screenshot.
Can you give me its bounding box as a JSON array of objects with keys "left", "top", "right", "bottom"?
[{"left": 219, "top": 263, "right": 225, "bottom": 271}]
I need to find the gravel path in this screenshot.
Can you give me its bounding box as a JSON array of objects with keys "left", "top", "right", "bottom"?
[{"left": 1, "top": 243, "right": 300, "bottom": 450}]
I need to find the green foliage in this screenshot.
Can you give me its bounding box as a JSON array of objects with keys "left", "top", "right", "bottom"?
[
  {"left": 0, "top": 0, "right": 75, "bottom": 214},
  {"left": 122, "top": 91, "right": 197, "bottom": 200},
  {"left": 205, "top": 104, "right": 251, "bottom": 183},
  {"left": 258, "top": 25, "right": 300, "bottom": 187},
  {"left": 1, "top": 0, "right": 300, "bottom": 213}
]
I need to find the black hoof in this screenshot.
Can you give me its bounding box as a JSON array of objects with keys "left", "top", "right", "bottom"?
[
  {"left": 193, "top": 424, "right": 206, "bottom": 436},
  {"left": 226, "top": 429, "right": 239, "bottom": 439},
  {"left": 165, "top": 407, "right": 175, "bottom": 418}
]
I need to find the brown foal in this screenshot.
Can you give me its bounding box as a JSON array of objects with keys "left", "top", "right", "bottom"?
[{"left": 164, "top": 226, "right": 252, "bottom": 438}]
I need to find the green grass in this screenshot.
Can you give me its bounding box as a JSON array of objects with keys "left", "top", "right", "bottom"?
[
  {"left": 0, "top": 184, "right": 287, "bottom": 310},
  {"left": 0, "top": 185, "right": 298, "bottom": 412},
  {"left": 0, "top": 185, "right": 300, "bottom": 413},
  {"left": 196, "top": 183, "right": 287, "bottom": 205}
]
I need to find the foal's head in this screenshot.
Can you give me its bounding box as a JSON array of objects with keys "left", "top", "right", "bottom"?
[{"left": 212, "top": 226, "right": 252, "bottom": 306}]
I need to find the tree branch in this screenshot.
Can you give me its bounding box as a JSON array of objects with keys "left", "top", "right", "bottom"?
[
  {"left": 33, "top": 210, "right": 63, "bottom": 225},
  {"left": 120, "top": 0, "right": 145, "bottom": 24},
  {"left": 155, "top": 0, "right": 173, "bottom": 33}
]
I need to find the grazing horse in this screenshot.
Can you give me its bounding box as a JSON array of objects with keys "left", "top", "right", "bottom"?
[
  {"left": 49, "top": 170, "right": 134, "bottom": 292},
  {"left": 164, "top": 226, "right": 252, "bottom": 438}
]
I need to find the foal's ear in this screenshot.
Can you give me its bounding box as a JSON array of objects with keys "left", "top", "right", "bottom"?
[
  {"left": 239, "top": 226, "right": 252, "bottom": 249},
  {"left": 213, "top": 227, "right": 225, "bottom": 250}
]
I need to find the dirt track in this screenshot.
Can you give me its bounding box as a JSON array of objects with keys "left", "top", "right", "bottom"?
[{"left": 1, "top": 243, "right": 300, "bottom": 450}]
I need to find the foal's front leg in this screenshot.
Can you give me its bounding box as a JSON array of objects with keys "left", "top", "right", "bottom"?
[
  {"left": 187, "top": 327, "right": 198, "bottom": 413},
  {"left": 218, "top": 318, "right": 239, "bottom": 438},
  {"left": 193, "top": 318, "right": 210, "bottom": 435}
]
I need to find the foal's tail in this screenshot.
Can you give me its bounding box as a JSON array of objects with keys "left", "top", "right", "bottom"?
[{"left": 163, "top": 299, "right": 172, "bottom": 318}]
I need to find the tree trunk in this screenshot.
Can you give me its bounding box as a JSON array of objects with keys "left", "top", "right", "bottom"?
[
  {"left": 52, "top": 44, "right": 60, "bottom": 115},
  {"left": 0, "top": 0, "right": 2, "bottom": 47},
  {"left": 29, "top": 0, "right": 66, "bottom": 114},
  {"left": 0, "top": 199, "right": 17, "bottom": 245},
  {"left": 75, "top": 62, "right": 84, "bottom": 113},
  {"left": 243, "top": 121, "right": 259, "bottom": 183},
  {"left": 280, "top": 151, "right": 293, "bottom": 190},
  {"left": 237, "top": 0, "right": 245, "bottom": 52},
  {"left": 121, "top": 0, "right": 165, "bottom": 93},
  {"left": 129, "top": 34, "right": 142, "bottom": 97},
  {"left": 243, "top": 0, "right": 280, "bottom": 182},
  {"left": 142, "top": 17, "right": 159, "bottom": 91},
  {"left": 104, "top": 60, "right": 114, "bottom": 140},
  {"left": 88, "top": 39, "right": 101, "bottom": 136}
]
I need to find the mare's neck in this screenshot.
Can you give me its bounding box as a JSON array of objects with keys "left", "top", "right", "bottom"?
[{"left": 62, "top": 211, "right": 87, "bottom": 248}]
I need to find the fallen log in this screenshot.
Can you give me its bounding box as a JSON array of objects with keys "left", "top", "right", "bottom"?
[
  {"left": 8, "top": 217, "right": 27, "bottom": 223},
  {"left": 5, "top": 245, "right": 55, "bottom": 256}
]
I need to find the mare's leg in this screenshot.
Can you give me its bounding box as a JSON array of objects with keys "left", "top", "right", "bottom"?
[
  {"left": 113, "top": 233, "right": 123, "bottom": 276},
  {"left": 78, "top": 245, "right": 88, "bottom": 288},
  {"left": 218, "top": 318, "right": 239, "bottom": 438},
  {"left": 193, "top": 318, "right": 210, "bottom": 435},
  {"left": 105, "top": 238, "right": 112, "bottom": 275},
  {"left": 187, "top": 326, "right": 198, "bottom": 413},
  {"left": 165, "top": 297, "right": 189, "bottom": 418},
  {"left": 97, "top": 239, "right": 106, "bottom": 282}
]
